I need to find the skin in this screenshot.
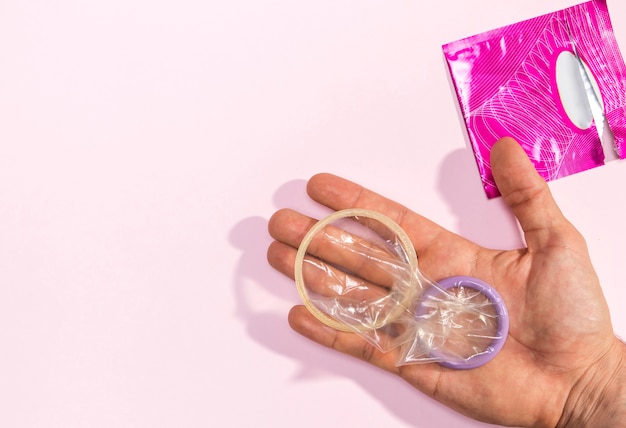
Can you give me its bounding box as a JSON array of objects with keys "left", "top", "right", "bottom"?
[{"left": 267, "top": 137, "right": 626, "bottom": 427}]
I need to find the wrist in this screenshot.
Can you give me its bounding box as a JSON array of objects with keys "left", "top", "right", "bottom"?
[{"left": 557, "top": 338, "right": 626, "bottom": 427}]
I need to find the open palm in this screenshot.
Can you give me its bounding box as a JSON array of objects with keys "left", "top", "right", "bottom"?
[{"left": 267, "top": 138, "right": 624, "bottom": 427}]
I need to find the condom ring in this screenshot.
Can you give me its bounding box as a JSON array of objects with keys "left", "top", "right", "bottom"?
[
  {"left": 415, "top": 276, "right": 509, "bottom": 369},
  {"left": 294, "top": 208, "right": 509, "bottom": 369},
  {"left": 294, "top": 208, "right": 419, "bottom": 332}
]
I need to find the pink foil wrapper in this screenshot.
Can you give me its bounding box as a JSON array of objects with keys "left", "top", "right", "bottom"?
[{"left": 443, "top": 0, "right": 626, "bottom": 198}]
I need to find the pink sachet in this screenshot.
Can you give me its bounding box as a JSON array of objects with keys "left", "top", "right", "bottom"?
[{"left": 443, "top": 0, "right": 626, "bottom": 198}]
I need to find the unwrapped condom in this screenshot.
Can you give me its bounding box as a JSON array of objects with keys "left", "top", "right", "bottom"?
[{"left": 294, "top": 209, "right": 509, "bottom": 369}]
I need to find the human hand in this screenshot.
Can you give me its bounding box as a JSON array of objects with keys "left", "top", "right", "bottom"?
[{"left": 267, "top": 137, "right": 626, "bottom": 427}]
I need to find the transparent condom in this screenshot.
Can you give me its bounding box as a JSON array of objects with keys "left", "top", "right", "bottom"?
[{"left": 294, "top": 209, "right": 509, "bottom": 369}]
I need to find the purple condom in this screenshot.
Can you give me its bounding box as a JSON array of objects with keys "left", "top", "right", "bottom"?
[{"left": 416, "top": 276, "right": 509, "bottom": 370}]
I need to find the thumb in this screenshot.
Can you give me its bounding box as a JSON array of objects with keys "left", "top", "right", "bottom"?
[{"left": 490, "top": 137, "right": 569, "bottom": 249}]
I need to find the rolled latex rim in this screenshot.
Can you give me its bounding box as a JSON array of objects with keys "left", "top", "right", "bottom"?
[
  {"left": 294, "top": 208, "right": 419, "bottom": 332},
  {"left": 415, "top": 276, "right": 509, "bottom": 369}
]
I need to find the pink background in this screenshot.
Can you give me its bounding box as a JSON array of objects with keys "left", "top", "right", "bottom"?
[{"left": 1, "top": 1, "right": 625, "bottom": 427}]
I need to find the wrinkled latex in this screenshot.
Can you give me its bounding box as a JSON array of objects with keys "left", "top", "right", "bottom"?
[{"left": 295, "top": 210, "right": 507, "bottom": 368}]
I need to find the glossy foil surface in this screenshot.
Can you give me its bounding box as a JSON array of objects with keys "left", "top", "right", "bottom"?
[{"left": 444, "top": 0, "right": 626, "bottom": 198}]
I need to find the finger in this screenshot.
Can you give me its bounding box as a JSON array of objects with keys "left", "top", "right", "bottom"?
[
  {"left": 300, "top": 255, "right": 392, "bottom": 300},
  {"left": 306, "top": 173, "right": 449, "bottom": 254},
  {"left": 489, "top": 137, "right": 572, "bottom": 250},
  {"left": 269, "top": 208, "right": 412, "bottom": 288},
  {"left": 268, "top": 208, "right": 318, "bottom": 249},
  {"left": 268, "top": 234, "right": 394, "bottom": 302},
  {"left": 288, "top": 305, "right": 446, "bottom": 399},
  {"left": 267, "top": 240, "right": 296, "bottom": 279},
  {"left": 269, "top": 215, "right": 411, "bottom": 327},
  {"left": 288, "top": 305, "right": 401, "bottom": 373}
]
